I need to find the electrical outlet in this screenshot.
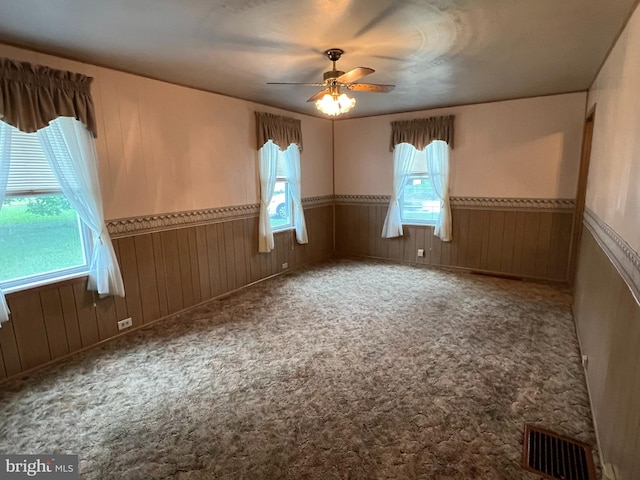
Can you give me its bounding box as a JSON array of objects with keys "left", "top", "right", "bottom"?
[
  {"left": 117, "top": 317, "right": 133, "bottom": 331},
  {"left": 417, "top": 249, "right": 425, "bottom": 257},
  {"left": 282, "top": 262, "right": 288, "bottom": 269}
]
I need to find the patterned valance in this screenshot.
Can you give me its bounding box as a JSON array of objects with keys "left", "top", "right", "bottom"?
[
  {"left": 389, "top": 115, "right": 454, "bottom": 151},
  {"left": 0, "top": 57, "right": 97, "bottom": 138},
  {"left": 255, "top": 111, "right": 303, "bottom": 152}
]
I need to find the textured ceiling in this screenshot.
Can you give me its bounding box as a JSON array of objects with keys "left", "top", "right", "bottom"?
[{"left": 0, "top": 0, "right": 636, "bottom": 118}]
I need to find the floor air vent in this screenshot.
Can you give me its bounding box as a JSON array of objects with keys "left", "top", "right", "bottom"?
[{"left": 522, "top": 425, "right": 596, "bottom": 480}]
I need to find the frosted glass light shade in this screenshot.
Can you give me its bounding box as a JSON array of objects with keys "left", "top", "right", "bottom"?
[{"left": 315, "top": 93, "right": 356, "bottom": 116}]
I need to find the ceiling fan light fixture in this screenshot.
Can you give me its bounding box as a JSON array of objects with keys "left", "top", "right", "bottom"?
[{"left": 315, "top": 92, "right": 356, "bottom": 116}]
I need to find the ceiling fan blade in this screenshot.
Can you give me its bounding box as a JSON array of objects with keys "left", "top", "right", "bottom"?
[
  {"left": 335, "top": 67, "right": 374, "bottom": 84},
  {"left": 267, "top": 82, "right": 324, "bottom": 86},
  {"left": 307, "top": 89, "right": 330, "bottom": 103},
  {"left": 347, "top": 83, "right": 395, "bottom": 93}
]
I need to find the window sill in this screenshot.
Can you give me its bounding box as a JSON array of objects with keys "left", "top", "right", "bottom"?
[
  {"left": 1, "top": 270, "right": 90, "bottom": 295},
  {"left": 401, "top": 221, "right": 437, "bottom": 227},
  {"left": 272, "top": 226, "right": 295, "bottom": 233}
]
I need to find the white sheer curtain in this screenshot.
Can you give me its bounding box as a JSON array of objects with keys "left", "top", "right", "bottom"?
[
  {"left": 426, "top": 140, "right": 452, "bottom": 241},
  {"left": 258, "top": 140, "right": 280, "bottom": 253},
  {"left": 0, "top": 122, "right": 11, "bottom": 326},
  {"left": 37, "top": 117, "right": 124, "bottom": 297},
  {"left": 382, "top": 143, "right": 417, "bottom": 238},
  {"left": 282, "top": 143, "right": 308, "bottom": 244}
]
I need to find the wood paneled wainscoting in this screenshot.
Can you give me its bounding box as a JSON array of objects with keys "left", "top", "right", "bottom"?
[
  {"left": 0, "top": 198, "right": 334, "bottom": 381},
  {"left": 573, "top": 211, "right": 640, "bottom": 479},
  {"left": 335, "top": 195, "right": 575, "bottom": 282}
]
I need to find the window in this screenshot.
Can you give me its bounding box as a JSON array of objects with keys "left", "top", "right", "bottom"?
[
  {"left": 0, "top": 126, "right": 91, "bottom": 292},
  {"left": 268, "top": 150, "right": 293, "bottom": 232},
  {"left": 400, "top": 146, "right": 441, "bottom": 225}
]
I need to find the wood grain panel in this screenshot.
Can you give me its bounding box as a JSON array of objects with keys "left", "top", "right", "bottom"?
[
  {"left": 232, "top": 220, "right": 247, "bottom": 288},
  {"left": 244, "top": 220, "right": 255, "bottom": 281},
  {"left": 500, "top": 212, "right": 517, "bottom": 273},
  {"left": 465, "top": 211, "right": 483, "bottom": 269},
  {"left": 520, "top": 212, "right": 540, "bottom": 277},
  {"left": 334, "top": 203, "right": 573, "bottom": 281},
  {"left": 111, "top": 240, "right": 130, "bottom": 322},
  {"left": 431, "top": 228, "right": 442, "bottom": 265},
  {"left": 151, "top": 233, "right": 169, "bottom": 318},
  {"left": 375, "top": 206, "right": 387, "bottom": 259},
  {"left": 117, "top": 236, "right": 144, "bottom": 327},
  {"left": 553, "top": 212, "right": 573, "bottom": 281},
  {"left": 574, "top": 229, "right": 640, "bottom": 479},
  {"left": 58, "top": 285, "right": 82, "bottom": 353},
  {"left": 449, "top": 209, "right": 461, "bottom": 266},
  {"left": 73, "top": 280, "right": 100, "bottom": 348},
  {"left": 176, "top": 228, "right": 195, "bottom": 308},
  {"left": 244, "top": 218, "right": 259, "bottom": 284},
  {"left": 440, "top": 228, "right": 451, "bottom": 266},
  {"left": 134, "top": 234, "right": 161, "bottom": 323},
  {"left": 187, "top": 228, "right": 202, "bottom": 305},
  {"left": 216, "top": 222, "right": 230, "bottom": 294},
  {"left": 205, "top": 223, "right": 224, "bottom": 298},
  {"left": 0, "top": 319, "right": 22, "bottom": 376},
  {"left": 161, "top": 229, "right": 184, "bottom": 314},
  {"left": 95, "top": 296, "right": 118, "bottom": 340},
  {"left": 486, "top": 211, "right": 505, "bottom": 272},
  {"left": 335, "top": 204, "right": 347, "bottom": 253},
  {"left": 195, "top": 225, "right": 211, "bottom": 300},
  {"left": 223, "top": 222, "right": 237, "bottom": 291},
  {"left": 478, "top": 210, "right": 491, "bottom": 269},
  {"left": 368, "top": 206, "right": 377, "bottom": 259},
  {"left": 10, "top": 292, "right": 51, "bottom": 370},
  {"left": 456, "top": 209, "right": 470, "bottom": 267},
  {"left": 534, "top": 212, "right": 553, "bottom": 278},
  {"left": 403, "top": 227, "right": 416, "bottom": 263},
  {"left": 0, "top": 345, "right": 6, "bottom": 380},
  {"left": 39, "top": 289, "right": 69, "bottom": 360}
]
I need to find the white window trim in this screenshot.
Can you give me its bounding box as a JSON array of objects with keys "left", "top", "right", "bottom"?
[
  {"left": 0, "top": 204, "right": 93, "bottom": 293},
  {"left": 0, "top": 124, "right": 94, "bottom": 293}
]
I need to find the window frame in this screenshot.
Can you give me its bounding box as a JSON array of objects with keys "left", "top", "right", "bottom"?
[
  {"left": 399, "top": 148, "right": 441, "bottom": 227},
  {"left": 0, "top": 128, "right": 93, "bottom": 293},
  {"left": 268, "top": 149, "right": 294, "bottom": 233},
  {"left": 269, "top": 176, "right": 294, "bottom": 232}
]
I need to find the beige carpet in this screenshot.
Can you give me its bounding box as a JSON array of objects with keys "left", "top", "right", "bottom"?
[{"left": 0, "top": 259, "right": 597, "bottom": 479}]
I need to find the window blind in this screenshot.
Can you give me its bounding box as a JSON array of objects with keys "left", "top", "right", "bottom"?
[
  {"left": 6, "top": 127, "right": 60, "bottom": 195},
  {"left": 409, "top": 148, "right": 427, "bottom": 174}
]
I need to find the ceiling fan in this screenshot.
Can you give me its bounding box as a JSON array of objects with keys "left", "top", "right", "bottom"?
[{"left": 267, "top": 48, "right": 395, "bottom": 116}]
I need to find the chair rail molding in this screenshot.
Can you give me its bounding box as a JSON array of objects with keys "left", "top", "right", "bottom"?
[
  {"left": 335, "top": 195, "right": 576, "bottom": 211},
  {"left": 583, "top": 207, "right": 640, "bottom": 305},
  {"left": 107, "top": 195, "right": 335, "bottom": 238}
]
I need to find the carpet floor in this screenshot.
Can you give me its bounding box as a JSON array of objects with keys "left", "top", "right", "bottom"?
[{"left": 0, "top": 259, "right": 597, "bottom": 479}]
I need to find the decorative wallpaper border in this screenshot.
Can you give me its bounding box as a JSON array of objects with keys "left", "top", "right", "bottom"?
[
  {"left": 302, "top": 195, "right": 335, "bottom": 208},
  {"left": 335, "top": 195, "right": 576, "bottom": 212},
  {"left": 334, "top": 195, "right": 390, "bottom": 205},
  {"left": 106, "top": 195, "right": 335, "bottom": 238},
  {"left": 584, "top": 208, "right": 640, "bottom": 305},
  {"left": 450, "top": 197, "right": 575, "bottom": 211},
  {"left": 107, "top": 195, "right": 574, "bottom": 237}
]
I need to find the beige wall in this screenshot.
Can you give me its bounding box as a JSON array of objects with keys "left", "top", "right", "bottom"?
[
  {"left": 0, "top": 43, "right": 334, "bottom": 221},
  {"left": 586, "top": 5, "right": 640, "bottom": 254},
  {"left": 334, "top": 93, "right": 586, "bottom": 199}
]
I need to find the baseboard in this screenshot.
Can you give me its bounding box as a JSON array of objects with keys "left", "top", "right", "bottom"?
[{"left": 571, "top": 304, "right": 605, "bottom": 474}]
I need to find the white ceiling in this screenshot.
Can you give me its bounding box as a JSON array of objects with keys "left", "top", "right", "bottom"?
[{"left": 0, "top": 0, "right": 636, "bottom": 118}]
